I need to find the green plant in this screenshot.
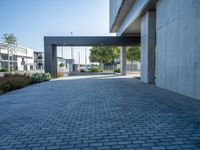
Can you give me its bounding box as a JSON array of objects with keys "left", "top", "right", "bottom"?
[
  {"left": 80, "top": 69, "right": 86, "bottom": 72},
  {"left": 126, "top": 46, "right": 141, "bottom": 62},
  {"left": 80, "top": 64, "right": 85, "bottom": 67},
  {"left": 113, "top": 68, "right": 120, "bottom": 73},
  {"left": 0, "top": 72, "right": 51, "bottom": 95},
  {"left": 43, "top": 73, "right": 51, "bottom": 81},
  {"left": 59, "top": 63, "right": 64, "bottom": 68},
  {"left": 0, "top": 68, "right": 8, "bottom": 72},
  {"left": 0, "top": 73, "right": 32, "bottom": 94},
  {"left": 31, "top": 73, "right": 51, "bottom": 83},
  {"left": 89, "top": 46, "right": 120, "bottom": 65},
  {"left": 2, "top": 33, "right": 17, "bottom": 44},
  {"left": 89, "top": 67, "right": 103, "bottom": 73}
]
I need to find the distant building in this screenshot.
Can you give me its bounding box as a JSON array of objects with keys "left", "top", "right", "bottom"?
[
  {"left": 65, "top": 59, "right": 75, "bottom": 72},
  {"left": 57, "top": 57, "right": 74, "bottom": 72},
  {"left": 0, "top": 43, "right": 34, "bottom": 71},
  {"left": 34, "top": 52, "right": 44, "bottom": 70}
]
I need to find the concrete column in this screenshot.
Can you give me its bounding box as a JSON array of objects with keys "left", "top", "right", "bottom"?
[
  {"left": 120, "top": 46, "right": 126, "bottom": 76},
  {"left": 44, "top": 43, "right": 57, "bottom": 78},
  {"left": 52, "top": 45, "right": 57, "bottom": 78},
  {"left": 141, "top": 11, "right": 156, "bottom": 84}
]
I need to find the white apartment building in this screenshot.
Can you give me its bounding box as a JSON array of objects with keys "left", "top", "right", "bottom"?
[
  {"left": 0, "top": 43, "right": 34, "bottom": 71},
  {"left": 34, "top": 51, "right": 44, "bottom": 70}
]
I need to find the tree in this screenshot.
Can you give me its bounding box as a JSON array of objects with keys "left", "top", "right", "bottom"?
[
  {"left": 2, "top": 33, "right": 17, "bottom": 45},
  {"left": 126, "top": 46, "right": 141, "bottom": 71},
  {"left": 126, "top": 46, "right": 140, "bottom": 62},
  {"left": 89, "top": 46, "right": 120, "bottom": 69},
  {"left": 59, "top": 63, "right": 64, "bottom": 68}
]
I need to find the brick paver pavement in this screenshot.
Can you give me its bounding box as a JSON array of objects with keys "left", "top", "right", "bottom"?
[{"left": 0, "top": 75, "right": 200, "bottom": 150}]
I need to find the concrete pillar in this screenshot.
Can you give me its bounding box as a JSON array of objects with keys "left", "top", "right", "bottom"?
[
  {"left": 44, "top": 43, "right": 57, "bottom": 78},
  {"left": 141, "top": 11, "right": 156, "bottom": 83},
  {"left": 120, "top": 46, "right": 126, "bottom": 76},
  {"left": 52, "top": 45, "right": 57, "bottom": 78}
]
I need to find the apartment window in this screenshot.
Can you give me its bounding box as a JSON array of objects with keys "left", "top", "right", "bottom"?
[
  {"left": 13, "top": 56, "right": 17, "bottom": 61},
  {"left": 1, "top": 54, "right": 8, "bottom": 60},
  {"left": 1, "top": 62, "right": 8, "bottom": 68}
]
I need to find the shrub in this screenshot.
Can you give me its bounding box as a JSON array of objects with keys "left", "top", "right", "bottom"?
[
  {"left": 0, "top": 68, "right": 8, "bottom": 72},
  {"left": 59, "top": 63, "right": 64, "bottom": 68},
  {"left": 30, "top": 73, "right": 42, "bottom": 83},
  {"left": 89, "top": 67, "right": 103, "bottom": 73},
  {"left": 31, "top": 73, "right": 51, "bottom": 83},
  {"left": 113, "top": 68, "right": 120, "bottom": 73},
  {"left": 43, "top": 73, "right": 51, "bottom": 81},
  {"left": 80, "top": 69, "right": 86, "bottom": 72},
  {"left": 0, "top": 72, "right": 51, "bottom": 95},
  {"left": 57, "top": 72, "right": 64, "bottom": 78},
  {"left": 0, "top": 74, "right": 32, "bottom": 94}
]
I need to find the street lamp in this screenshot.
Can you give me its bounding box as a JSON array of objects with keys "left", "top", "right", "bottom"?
[{"left": 70, "top": 32, "right": 73, "bottom": 60}]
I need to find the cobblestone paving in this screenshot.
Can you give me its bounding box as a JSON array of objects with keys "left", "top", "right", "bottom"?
[{"left": 0, "top": 75, "right": 200, "bottom": 150}]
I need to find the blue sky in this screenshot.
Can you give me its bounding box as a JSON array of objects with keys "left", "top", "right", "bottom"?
[{"left": 0, "top": 0, "right": 114, "bottom": 63}]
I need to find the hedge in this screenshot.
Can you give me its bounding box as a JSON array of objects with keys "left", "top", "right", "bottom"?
[{"left": 0, "top": 72, "right": 51, "bottom": 95}]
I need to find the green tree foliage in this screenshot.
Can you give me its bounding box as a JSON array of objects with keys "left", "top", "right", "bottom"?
[
  {"left": 89, "top": 46, "right": 120, "bottom": 64},
  {"left": 59, "top": 63, "right": 65, "bottom": 68},
  {"left": 2, "top": 33, "right": 17, "bottom": 44},
  {"left": 126, "top": 46, "right": 141, "bottom": 62}
]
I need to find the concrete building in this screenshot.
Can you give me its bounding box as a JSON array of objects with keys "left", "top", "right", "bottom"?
[
  {"left": 110, "top": 0, "right": 200, "bottom": 100},
  {"left": 34, "top": 52, "right": 44, "bottom": 70},
  {"left": 65, "top": 59, "right": 74, "bottom": 72},
  {"left": 57, "top": 57, "right": 74, "bottom": 72},
  {"left": 0, "top": 43, "right": 34, "bottom": 71}
]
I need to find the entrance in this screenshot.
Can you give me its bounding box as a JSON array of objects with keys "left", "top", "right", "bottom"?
[{"left": 44, "top": 36, "right": 140, "bottom": 78}]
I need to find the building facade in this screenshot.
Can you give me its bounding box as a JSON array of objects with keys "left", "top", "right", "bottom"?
[
  {"left": 34, "top": 52, "right": 44, "bottom": 70},
  {"left": 57, "top": 57, "right": 74, "bottom": 72},
  {"left": 0, "top": 43, "right": 34, "bottom": 71},
  {"left": 110, "top": 0, "right": 200, "bottom": 100}
]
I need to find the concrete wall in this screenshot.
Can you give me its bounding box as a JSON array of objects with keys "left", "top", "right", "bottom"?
[{"left": 156, "top": 0, "right": 200, "bottom": 99}]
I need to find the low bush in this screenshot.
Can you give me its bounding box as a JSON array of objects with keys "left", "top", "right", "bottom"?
[
  {"left": 57, "top": 72, "right": 64, "bottom": 78},
  {"left": 0, "top": 74, "right": 32, "bottom": 94},
  {"left": 0, "top": 68, "right": 8, "bottom": 72},
  {"left": 89, "top": 67, "right": 103, "bottom": 73},
  {"left": 0, "top": 72, "right": 51, "bottom": 95},
  {"left": 113, "top": 68, "right": 120, "bottom": 73},
  {"left": 80, "top": 69, "right": 86, "bottom": 72},
  {"left": 31, "top": 73, "right": 51, "bottom": 83}
]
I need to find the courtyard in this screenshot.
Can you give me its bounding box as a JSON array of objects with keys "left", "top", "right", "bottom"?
[{"left": 0, "top": 75, "right": 200, "bottom": 149}]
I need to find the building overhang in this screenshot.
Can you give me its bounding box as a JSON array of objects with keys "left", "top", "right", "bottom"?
[
  {"left": 110, "top": 0, "right": 135, "bottom": 33},
  {"left": 111, "top": 0, "right": 156, "bottom": 36}
]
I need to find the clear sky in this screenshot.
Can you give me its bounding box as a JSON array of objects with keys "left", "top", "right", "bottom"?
[{"left": 0, "top": 0, "right": 115, "bottom": 64}]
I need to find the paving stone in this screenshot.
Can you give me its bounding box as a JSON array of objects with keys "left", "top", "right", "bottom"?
[{"left": 0, "top": 75, "right": 200, "bottom": 149}]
